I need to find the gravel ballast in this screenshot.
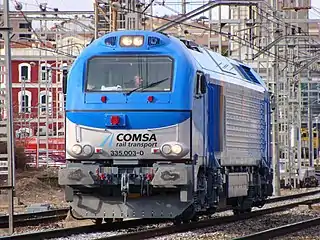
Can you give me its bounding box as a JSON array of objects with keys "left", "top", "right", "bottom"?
[{"left": 1, "top": 189, "right": 320, "bottom": 239}]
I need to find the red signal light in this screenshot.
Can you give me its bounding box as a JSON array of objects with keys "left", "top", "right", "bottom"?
[
  {"left": 110, "top": 116, "right": 120, "bottom": 125},
  {"left": 146, "top": 173, "right": 154, "bottom": 181},
  {"left": 101, "top": 96, "right": 107, "bottom": 103},
  {"left": 147, "top": 96, "right": 154, "bottom": 102}
]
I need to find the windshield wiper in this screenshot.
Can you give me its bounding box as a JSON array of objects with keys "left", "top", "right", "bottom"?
[{"left": 125, "top": 77, "right": 169, "bottom": 96}]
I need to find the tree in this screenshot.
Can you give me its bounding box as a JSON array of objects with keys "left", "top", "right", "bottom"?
[{"left": 0, "top": 141, "right": 30, "bottom": 170}]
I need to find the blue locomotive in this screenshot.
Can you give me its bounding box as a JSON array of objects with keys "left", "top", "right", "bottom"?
[{"left": 58, "top": 30, "right": 273, "bottom": 223}]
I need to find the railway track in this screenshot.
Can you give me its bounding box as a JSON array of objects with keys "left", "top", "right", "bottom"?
[
  {"left": 2, "top": 197, "right": 320, "bottom": 240},
  {"left": 1, "top": 188, "right": 320, "bottom": 228},
  {"left": 233, "top": 217, "right": 320, "bottom": 240},
  {"left": 90, "top": 197, "right": 320, "bottom": 240},
  {"left": 0, "top": 208, "right": 69, "bottom": 228}
]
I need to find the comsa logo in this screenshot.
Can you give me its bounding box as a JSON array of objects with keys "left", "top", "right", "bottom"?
[
  {"left": 100, "top": 133, "right": 158, "bottom": 149},
  {"left": 100, "top": 133, "right": 114, "bottom": 148},
  {"left": 117, "top": 133, "right": 156, "bottom": 142}
]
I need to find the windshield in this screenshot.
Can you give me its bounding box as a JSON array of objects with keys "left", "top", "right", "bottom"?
[{"left": 86, "top": 56, "right": 173, "bottom": 92}]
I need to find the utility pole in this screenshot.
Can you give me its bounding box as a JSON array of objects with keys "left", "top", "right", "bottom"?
[
  {"left": 316, "top": 116, "right": 319, "bottom": 166},
  {"left": 272, "top": 44, "right": 281, "bottom": 196},
  {"left": 2, "top": 0, "right": 15, "bottom": 235},
  {"left": 308, "top": 79, "right": 313, "bottom": 166},
  {"left": 218, "top": 5, "right": 222, "bottom": 54},
  {"left": 182, "top": 0, "right": 186, "bottom": 14},
  {"left": 271, "top": 0, "right": 280, "bottom": 196}
]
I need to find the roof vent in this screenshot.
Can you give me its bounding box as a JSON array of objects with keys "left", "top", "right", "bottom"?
[{"left": 180, "top": 39, "right": 201, "bottom": 52}]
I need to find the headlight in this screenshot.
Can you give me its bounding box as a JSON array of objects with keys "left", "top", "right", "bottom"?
[
  {"left": 171, "top": 144, "right": 182, "bottom": 154},
  {"left": 72, "top": 144, "right": 82, "bottom": 155},
  {"left": 120, "top": 36, "right": 144, "bottom": 47},
  {"left": 133, "top": 36, "right": 144, "bottom": 46},
  {"left": 120, "top": 36, "right": 133, "bottom": 46},
  {"left": 82, "top": 145, "right": 93, "bottom": 156},
  {"left": 161, "top": 144, "right": 172, "bottom": 154},
  {"left": 160, "top": 142, "right": 188, "bottom": 158}
]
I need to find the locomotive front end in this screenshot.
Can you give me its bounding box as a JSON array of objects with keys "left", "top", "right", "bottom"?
[{"left": 58, "top": 31, "right": 199, "bottom": 221}]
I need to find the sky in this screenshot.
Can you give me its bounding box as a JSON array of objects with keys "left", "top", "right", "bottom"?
[{"left": 11, "top": 0, "right": 320, "bottom": 19}]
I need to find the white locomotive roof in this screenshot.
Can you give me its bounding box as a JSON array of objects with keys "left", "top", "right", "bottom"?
[{"left": 184, "top": 43, "right": 266, "bottom": 93}]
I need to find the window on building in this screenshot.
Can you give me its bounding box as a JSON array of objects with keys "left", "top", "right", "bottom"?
[
  {"left": 15, "top": 128, "right": 32, "bottom": 138},
  {"left": 18, "top": 63, "right": 31, "bottom": 82},
  {"left": 19, "top": 22, "right": 31, "bottom": 29},
  {"left": 19, "top": 34, "right": 32, "bottom": 39},
  {"left": 40, "top": 64, "right": 52, "bottom": 82},
  {"left": 38, "top": 126, "right": 47, "bottom": 136},
  {"left": 0, "top": 66, "right": 4, "bottom": 83},
  {"left": 18, "top": 90, "right": 31, "bottom": 113},
  {"left": 58, "top": 93, "right": 65, "bottom": 113},
  {"left": 21, "top": 95, "right": 29, "bottom": 112},
  {"left": 39, "top": 91, "right": 52, "bottom": 114}
]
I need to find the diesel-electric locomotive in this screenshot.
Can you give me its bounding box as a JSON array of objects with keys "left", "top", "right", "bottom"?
[{"left": 58, "top": 30, "right": 273, "bottom": 223}]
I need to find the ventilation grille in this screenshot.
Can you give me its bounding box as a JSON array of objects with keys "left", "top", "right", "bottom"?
[
  {"left": 180, "top": 39, "right": 201, "bottom": 52},
  {"left": 236, "top": 64, "right": 261, "bottom": 85}
]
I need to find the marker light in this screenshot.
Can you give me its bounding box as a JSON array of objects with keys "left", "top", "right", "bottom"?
[
  {"left": 151, "top": 148, "right": 160, "bottom": 154},
  {"left": 161, "top": 144, "right": 171, "bottom": 154},
  {"left": 120, "top": 36, "right": 133, "bottom": 46},
  {"left": 160, "top": 142, "right": 189, "bottom": 158},
  {"left": 101, "top": 96, "right": 107, "bottom": 103},
  {"left": 72, "top": 144, "right": 82, "bottom": 155},
  {"left": 147, "top": 96, "right": 154, "bottom": 102},
  {"left": 120, "top": 36, "right": 144, "bottom": 47},
  {"left": 110, "top": 115, "right": 120, "bottom": 125},
  {"left": 133, "top": 36, "right": 144, "bottom": 46},
  {"left": 95, "top": 147, "right": 103, "bottom": 153},
  {"left": 171, "top": 144, "right": 182, "bottom": 154},
  {"left": 83, "top": 145, "right": 94, "bottom": 156}
]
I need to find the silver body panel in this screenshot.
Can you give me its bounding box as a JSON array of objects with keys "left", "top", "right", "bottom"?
[{"left": 65, "top": 117, "right": 192, "bottom": 160}]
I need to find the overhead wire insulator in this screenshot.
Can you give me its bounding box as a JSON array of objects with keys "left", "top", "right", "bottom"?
[
  {"left": 39, "top": 3, "right": 47, "bottom": 12},
  {"left": 13, "top": 1, "right": 23, "bottom": 11}
]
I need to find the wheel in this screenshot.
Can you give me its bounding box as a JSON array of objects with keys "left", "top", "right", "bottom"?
[
  {"left": 104, "top": 218, "right": 113, "bottom": 223},
  {"left": 173, "top": 218, "right": 182, "bottom": 225},
  {"left": 182, "top": 219, "right": 191, "bottom": 224},
  {"left": 191, "top": 215, "right": 199, "bottom": 222},
  {"left": 93, "top": 218, "right": 103, "bottom": 225},
  {"left": 244, "top": 208, "right": 252, "bottom": 213},
  {"left": 233, "top": 209, "right": 241, "bottom": 215}
]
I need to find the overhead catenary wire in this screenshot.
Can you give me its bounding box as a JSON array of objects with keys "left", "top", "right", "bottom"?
[
  {"left": 10, "top": 0, "right": 80, "bottom": 59},
  {"left": 119, "top": 5, "right": 299, "bottom": 65},
  {"left": 154, "top": 1, "right": 320, "bottom": 57},
  {"left": 0, "top": 39, "right": 77, "bottom": 58}
]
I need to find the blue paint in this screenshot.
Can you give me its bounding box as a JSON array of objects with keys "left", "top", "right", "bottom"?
[
  {"left": 67, "top": 111, "right": 190, "bottom": 130},
  {"left": 66, "top": 30, "right": 196, "bottom": 115},
  {"left": 99, "top": 133, "right": 114, "bottom": 148},
  {"left": 207, "top": 83, "right": 221, "bottom": 157},
  {"left": 65, "top": 30, "right": 272, "bottom": 174},
  {"left": 105, "top": 114, "right": 126, "bottom": 127}
]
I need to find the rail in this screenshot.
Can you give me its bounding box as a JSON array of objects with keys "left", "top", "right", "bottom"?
[
  {"left": 233, "top": 217, "right": 320, "bottom": 239},
  {"left": 2, "top": 197, "right": 320, "bottom": 240},
  {"left": 0, "top": 208, "right": 69, "bottom": 228},
  {"left": 0, "top": 189, "right": 320, "bottom": 228},
  {"left": 90, "top": 198, "right": 320, "bottom": 240}
]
